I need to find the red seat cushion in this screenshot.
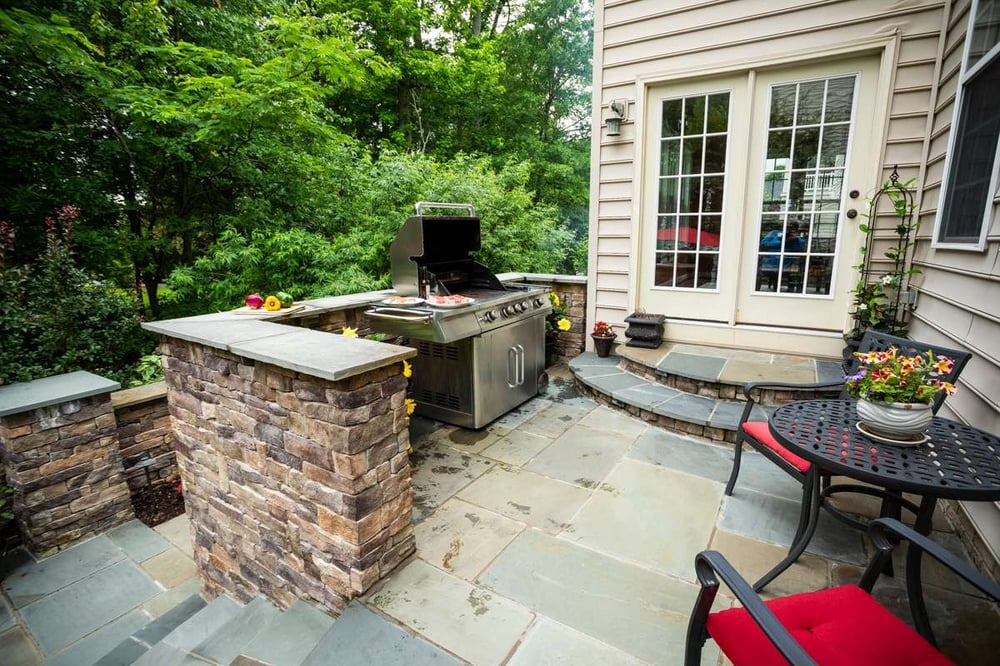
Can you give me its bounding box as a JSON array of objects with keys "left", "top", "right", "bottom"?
[
  {"left": 742, "top": 420, "right": 812, "bottom": 473},
  {"left": 707, "top": 585, "right": 952, "bottom": 666}
]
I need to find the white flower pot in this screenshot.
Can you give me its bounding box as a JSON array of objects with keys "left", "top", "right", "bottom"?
[{"left": 856, "top": 398, "right": 933, "bottom": 438}]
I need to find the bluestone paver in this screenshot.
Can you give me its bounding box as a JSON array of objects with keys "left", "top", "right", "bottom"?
[
  {"left": 142, "top": 576, "right": 200, "bottom": 618},
  {"left": 653, "top": 392, "right": 717, "bottom": 425},
  {"left": 191, "top": 596, "right": 280, "bottom": 664},
  {"left": 20, "top": 559, "right": 158, "bottom": 655},
  {"left": 565, "top": 460, "right": 723, "bottom": 579},
  {"left": 156, "top": 594, "right": 239, "bottom": 653},
  {"left": 507, "top": 618, "right": 646, "bottom": 665},
  {"left": 580, "top": 371, "right": 647, "bottom": 395},
  {"left": 817, "top": 359, "right": 847, "bottom": 383},
  {"left": 708, "top": 400, "right": 745, "bottom": 430},
  {"left": 133, "top": 594, "right": 207, "bottom": 646},
  {"left": 0, "top": 626, "right": 42, "bottom": 666},
  {"left": 719, "top": 358, "right": 816, "bottom": 384},
  {"left": 490, "top": 398, "right": 549, "bottom": 429},
  {"left": 517, "top": 402, "right": 593, "bottom": 439},
  {"left": 106, "top": 520, "right": 172, "bottom": 563},
  {"left": 479, "top": 529, "right": 714, "bottom": 664},
  {"left": 367, "top": 560, "right": 533, "bottom": 666},
  {"left": 525, "top": 424, "right": 635, "bottom": 489},
  {"left": 153, "top": 516, "right": 194, "bottom": 559},
  {"left": 576, "top": 405, "right": 648, "bottom": 439},
  {"left": 414, "top": 498, "right": 523, "bottom": 581},
  {"left": 140, "top": 547, "right": 197, "bottom": 589},
  {"left": 240, "top": 600, "right": 335, "bottom": 666},
  {"left": 612, "top": 382, "right": 680, "bottom": 409},
  {"left": 710, "top": 528, "right": 830, "bottom": 601},
  {"left": 410, "top": 443, "right": 495, "bottom": 522},
  {"left": 303, "top": 602, "right": 461, "bottom": 666},
  {"left": 43, "top": 609, "right": 150, "bottom": 666},
  {"left": 432, "top": 424, "right": 508, "bottom": 454},
  {"left": 0, "top": 594, "right": 14, "bottom": 632},
  {"left": 627, "top": 428, "right": 736, "bottom": 484},
  {"left": 657, "top": 352, "right": 726, "bottom": 381},
  {"left": 3, "top": 536, "right": 125, "bottom": 608},
  {"left": 457, "top": 465, "right": 591, "bottom": 534},
  {"left": 480, "top": 429, "right": 554, "bottom": 466},
  {"left": 720, "top": 489, "right": 866, "bottom": 565}
]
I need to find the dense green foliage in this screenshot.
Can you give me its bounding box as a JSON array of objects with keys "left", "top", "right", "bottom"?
[
  {"left": 0, "top": 0, "right": 592, "bottom": 382},
  {"left": 0, "top": 210, "right": 152, "bottom": 385}
]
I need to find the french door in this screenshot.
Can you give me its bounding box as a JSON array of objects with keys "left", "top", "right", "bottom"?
[{"left": 640, "top": 56, "right": 881, "bottom": 333}]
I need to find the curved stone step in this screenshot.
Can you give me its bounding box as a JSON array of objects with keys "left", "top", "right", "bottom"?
[{"left": 569, "top": 353, "right": 772, "bottom": 443}]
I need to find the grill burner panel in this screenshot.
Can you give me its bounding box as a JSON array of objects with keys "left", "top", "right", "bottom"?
[{"left": 367, "top": 202, "right": 551, "bottom": 429}]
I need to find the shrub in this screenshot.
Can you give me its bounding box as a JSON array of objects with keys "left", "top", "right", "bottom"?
[{"left": 0, "top": 209, "right": 152, "bottom": 386}]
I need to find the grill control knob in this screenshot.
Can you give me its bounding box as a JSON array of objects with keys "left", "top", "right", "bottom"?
[
  {"left": 502, "top": 305, "right": 515, "bottom": 316},
  {"left": 533, "top": 297, "right": 544, "bottom": 308},
  {"left": 521, "top": 301, "right": 530, "bottom": 312},
  {"left": 482, "top": 310, "right": 495, "bottom": 322}
]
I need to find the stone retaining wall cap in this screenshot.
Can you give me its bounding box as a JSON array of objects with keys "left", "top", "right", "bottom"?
[{"left": 0, "top": 370, "right": 120, "bottom": 417}]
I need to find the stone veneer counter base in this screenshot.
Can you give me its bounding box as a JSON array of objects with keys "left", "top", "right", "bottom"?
[{"left": 144, "top": 294, "right": 418, "bottom": 615}]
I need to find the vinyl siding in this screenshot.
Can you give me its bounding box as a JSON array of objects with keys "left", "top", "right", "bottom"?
[{"left": 588, "top": 0, "right": 948, "bottom": 332}]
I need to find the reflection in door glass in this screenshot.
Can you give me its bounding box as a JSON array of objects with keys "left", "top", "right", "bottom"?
[
  {"left": 755, "top": 75, "right": 855, "bottom": 296},
  {"left": 656, "top": 92, "right": 730, "bottom": 289}
]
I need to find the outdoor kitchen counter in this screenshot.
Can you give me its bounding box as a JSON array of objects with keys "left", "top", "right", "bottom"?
[{"left": 141, "top": 290, "right": 416, "bottom": 382}]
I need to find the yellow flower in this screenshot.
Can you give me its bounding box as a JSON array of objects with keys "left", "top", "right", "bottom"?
[
  {"left": 405, "top": 398, "right": 416, "bottom": 415},
  {"left": 342, "top": 326, "right": 358, "bottom": 338},
  {"left": 402, "top": 360, "right": 412, "bottom": 378},
  {"left": 549, "top": 293, "right": 561, "bottom": 307},
  {"left": 557, "top": 318, "right": 571, "bottom": 331}
]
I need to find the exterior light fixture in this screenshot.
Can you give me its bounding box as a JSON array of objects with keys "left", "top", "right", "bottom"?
[{"left": 605, "top": 100, "right": 626, "bottom": 137}]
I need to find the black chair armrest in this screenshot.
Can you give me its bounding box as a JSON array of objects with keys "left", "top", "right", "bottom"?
[
  {"left": 693, "top": 551, "right": 817, "bottom": 665},
  {"left": 741, "top": 379, "right": 844, "bottom": 401},
  {"left": 866, "top": 518, "right": 1000, "bottom": 602}
]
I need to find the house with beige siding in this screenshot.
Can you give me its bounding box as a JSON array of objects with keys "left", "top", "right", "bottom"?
[{"left": 587, "top": 0, "right": 1000, "bottom": 559}]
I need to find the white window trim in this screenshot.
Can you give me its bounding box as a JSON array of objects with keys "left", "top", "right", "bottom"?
[{"left": 932, "top": 0, "right": 1000, "bottom": 252}]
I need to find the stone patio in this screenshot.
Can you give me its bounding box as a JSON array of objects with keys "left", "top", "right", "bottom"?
[{"left": 1, "top": 364, "right": 998, "bottom": 664}]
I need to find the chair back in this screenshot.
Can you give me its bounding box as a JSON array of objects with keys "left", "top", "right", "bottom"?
[{"left": 854, "top": 331, "right": 972, "bottom": 414}]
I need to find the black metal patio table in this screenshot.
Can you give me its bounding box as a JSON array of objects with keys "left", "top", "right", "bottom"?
[{"left": 757, "top": 399, "right": 1000, "bottom": 643}]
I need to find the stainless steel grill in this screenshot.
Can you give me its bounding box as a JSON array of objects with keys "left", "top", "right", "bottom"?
[{"left": 366, "top": 202, "right": 550, "bottom": 429}]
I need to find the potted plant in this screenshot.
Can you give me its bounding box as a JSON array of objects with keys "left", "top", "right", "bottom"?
[
  {"left": 545, "top": 292, "right": 572, "bottom": 366},
  {"left": 591, "top": 320, "right": 616, "bottom": 358},
  {"left": 844, "top": 347, "right": 956, "bottom": 442},
  {"left": 624, "top": 310, "right": 666, "bottom": 348}
]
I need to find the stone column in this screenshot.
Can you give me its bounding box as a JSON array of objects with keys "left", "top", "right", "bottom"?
[
  {"left": 159, "top": 336, "right": 415, "bottom": 614},
  {"left": 0, "top": 371, "right": 134, "bottom": 556}
]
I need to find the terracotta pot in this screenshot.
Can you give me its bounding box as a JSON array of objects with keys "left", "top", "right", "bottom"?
[
  {"left": 592, "top": 334, "right": 615, "bottom": 358},
  {"left": 856, "top": 398, "right": 932, "bottom": 438}
]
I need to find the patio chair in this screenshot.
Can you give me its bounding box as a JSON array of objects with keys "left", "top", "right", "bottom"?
[
  {"left": 684, "top": 518, "right": 1000, "bottom": 666},
  {"left": 723, "top": 331, "right": 971, "bottom": 571}
]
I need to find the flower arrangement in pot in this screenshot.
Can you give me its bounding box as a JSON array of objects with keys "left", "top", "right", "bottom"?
[
  {"left": 591, "top": 320, "right": 616, "bottom": 358},
  {"left": 845, "top": 347, "right": 955, "bottom": 442}
]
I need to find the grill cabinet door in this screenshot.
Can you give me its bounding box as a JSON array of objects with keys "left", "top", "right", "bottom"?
[{"left": 474, "top": 316, "right": 544, "bottom": 427}]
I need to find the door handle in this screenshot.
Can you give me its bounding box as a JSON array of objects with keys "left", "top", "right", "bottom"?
[
  {"left": 515, "top": 344, "right": 525, "bottom": 386},
  {"left": 507, "top": 347, "right": 518, "bottom": 388}
]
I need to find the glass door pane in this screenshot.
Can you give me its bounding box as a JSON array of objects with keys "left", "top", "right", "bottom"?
[
  {"left": 655, "top": 92, "right": 730, "bottom": 289},
  {"left": 753, "top": 75, "right": 855, "bottom": 296}
]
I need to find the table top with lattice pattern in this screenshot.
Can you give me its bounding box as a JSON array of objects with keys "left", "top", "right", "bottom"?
[{"left": 769, "top": 400, "right": 1000, "bottom": 500}]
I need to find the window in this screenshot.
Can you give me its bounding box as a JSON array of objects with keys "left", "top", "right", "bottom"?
[{"left": 935, "top": 0, "right": 1000, "bottom": 249}]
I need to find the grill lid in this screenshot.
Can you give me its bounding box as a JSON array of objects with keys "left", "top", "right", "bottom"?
[{"left": 390, "top": 202, "right": 504, "bottom": 296}]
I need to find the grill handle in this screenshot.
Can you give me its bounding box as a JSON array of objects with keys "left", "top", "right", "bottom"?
[
  {"left": 414, "top": 201, "right": 476, "bottom": 217},
  {"left": 365, "top": 307, "right": 434, "bottom": 323}
]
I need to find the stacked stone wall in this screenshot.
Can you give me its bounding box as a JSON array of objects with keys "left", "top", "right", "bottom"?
[
  {"left": 0, "top": 394, "right": 134, "bottom": 555},
  {"left": 537, "top": 280, "right": 587, "bottom": 363},
  {"left": 160, "top": 338, "right": 414, "bottom": 613},
  {"left": 113, "top": 383, "right": 177, "bottom": 493}
]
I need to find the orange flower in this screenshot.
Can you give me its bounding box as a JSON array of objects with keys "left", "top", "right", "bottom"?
[
  {"left": 935, "top": 357, "right": 954, "bottom": 374},
  {"left": 871, "top": 368, "right": 892, "bottom": 382}
]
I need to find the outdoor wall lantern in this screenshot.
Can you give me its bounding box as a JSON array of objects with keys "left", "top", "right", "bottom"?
[{"left": 605, "top": 100, "right": 627, "bottom": 137}]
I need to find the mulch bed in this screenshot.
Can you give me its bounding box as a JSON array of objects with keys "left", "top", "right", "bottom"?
[{"left": 133, "top": 483, "right": 186, "bottom": 527}]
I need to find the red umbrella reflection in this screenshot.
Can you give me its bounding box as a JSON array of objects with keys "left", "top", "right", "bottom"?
[{"left": 658, "top": 227, "right": 721, "bottom": 249}]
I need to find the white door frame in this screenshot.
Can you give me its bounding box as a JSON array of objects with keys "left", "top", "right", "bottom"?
[{"left": 625, "top": 35, "right": 897, "bottom": 355}]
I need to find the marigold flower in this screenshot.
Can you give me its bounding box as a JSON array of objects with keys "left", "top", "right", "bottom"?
[
  {"left": 549, "top": 293, "right": 560, "bottom": 307},
  {"left": 557, "top": 318, "right": 571, "bottom": 331},
  {"left": 402, "top": 360, "right": 412, "bottom": 378},
  {"left": 405, "top": 398, "right": 416, "bottom": 415},
  {"left": 342, "top": 326, "right": 358, "bottom": 338}
]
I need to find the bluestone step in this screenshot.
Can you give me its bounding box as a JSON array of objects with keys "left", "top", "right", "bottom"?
[
  {"left": 132, "top": 594, "right": 240, "bottom": 666},
  {"left": 94, "top": 593, "right": 208, "bottom": 665},
  {"left": 190, "top": 597, "right": 280, "bottom": 665},
  {"left": 302, "top": 602, "right": 462, "bottom": 665},
  {"left": 236, "top": 600, "right": 335, "bottom": 666}
]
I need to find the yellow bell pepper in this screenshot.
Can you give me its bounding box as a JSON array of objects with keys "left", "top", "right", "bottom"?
[{"left": 263, "top": 295, "right": 281, "bottom": 311}]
